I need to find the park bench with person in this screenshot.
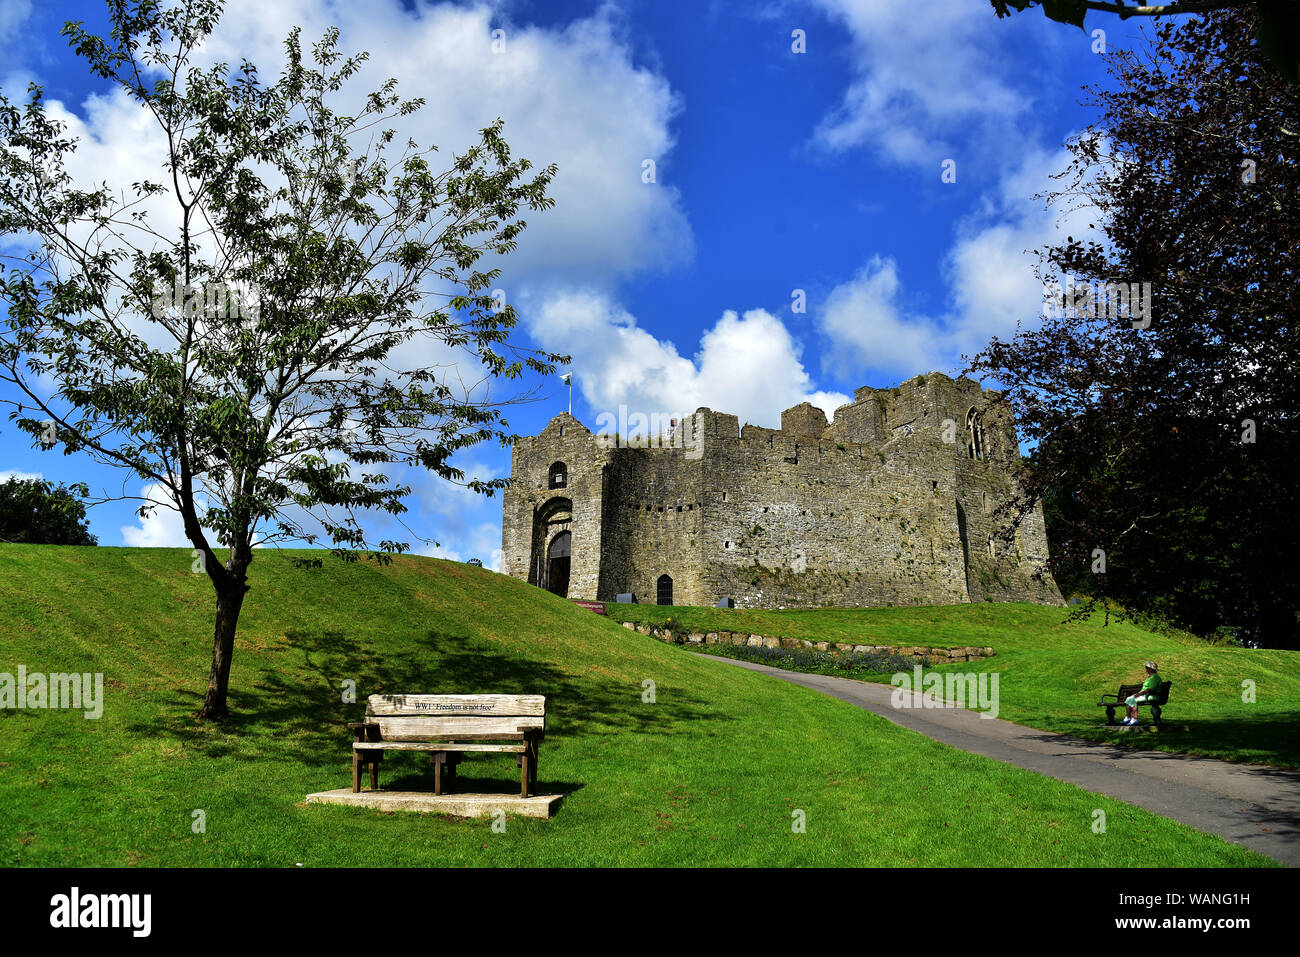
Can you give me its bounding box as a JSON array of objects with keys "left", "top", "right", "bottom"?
[{"left": 1097, "top": 681, "right": 1172, "bottom": 726}]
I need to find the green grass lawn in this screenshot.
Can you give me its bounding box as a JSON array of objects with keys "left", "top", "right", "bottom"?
[
  {"left": 0, "top": 544, "right": 1280, "bottom": 867},
  {"left": 615, "top": 604, "right": 1300, "bottom": 768}
]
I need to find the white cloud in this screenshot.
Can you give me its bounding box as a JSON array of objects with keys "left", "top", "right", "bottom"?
[
  {"left": 410, "top": 509, "right": 501, "bottom": 566},
  {"left": 818, "top": 147, "right": 1098, "bottom": 375},
  {"left": 819, "top": 256, "right": 944, "bottom": 376},
  {"left": 807, "top": 0, "right": 1032, "bottom": 168},
  {"left": 413, "top": 521, "right": 502, "bottom": 570},
  {"left": 944, "top": 146, "right": 1094, "bottom": 349},
  {"left": 0, "top": 0, "right": 31, "bottom": 46},
  {"left": 797, "top": 1, "right": 1100, "bottom": 374},
  {"left": 4, "top": 0, "right": 693, "bottom": 368},
  {"left": 189, "top": 0, "right": 693, "bottom": 285},
  {"left": 528, "top": 288, "right": 849, "bottom": 428},
  {"left": 120, "top": 482, "right": 192, "bottom": 548},
  {"left": 0, "top": 468, "right": 41, "bottom": 482},
  {"left": 804, "top": 390, "right": 852, "bottom": 421}
]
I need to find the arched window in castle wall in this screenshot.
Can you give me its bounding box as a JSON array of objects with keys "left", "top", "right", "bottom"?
[
  {"left": 965, "top": 408, "right": 986, "bottom": 461},
  {"left": 657, "top": 574, "right": 673, "bottom": 606},
  {"left": 548, "top": 461, "right": 568, "bottom": 489}
]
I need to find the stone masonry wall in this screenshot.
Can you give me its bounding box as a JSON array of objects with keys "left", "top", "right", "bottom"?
[{"left": 597, "top": 446, "right": 705, "bottom": 605}]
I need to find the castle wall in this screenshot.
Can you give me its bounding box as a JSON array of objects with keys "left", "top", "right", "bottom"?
[
  {"left": 596, "top": 447, "right": 705, "bottom": 604},
  {"left": 692, "top": 411, "right": 970, "bottom": 608}
]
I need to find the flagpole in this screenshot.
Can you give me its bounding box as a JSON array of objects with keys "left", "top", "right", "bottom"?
[{"left": 568, "top": 375, "right": 572, "bottom": 415}]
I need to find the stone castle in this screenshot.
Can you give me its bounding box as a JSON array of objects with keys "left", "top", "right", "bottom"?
[{"left": 501, "top": 372, "right": 1061, "bottom": 609}]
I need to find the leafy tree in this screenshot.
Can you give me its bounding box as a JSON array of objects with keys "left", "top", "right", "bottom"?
[
  {"left": 0, "top": 477, "right": 97, "bottom": 545},
  {"left": 988, "top": 1, "right": 1299, "bottom": 83},
  {"left": 0, "top": 0, "right": 563, "bottom": 718},
  {"left": 968, "top": 10, "right": 1298, "bottom": 647}
]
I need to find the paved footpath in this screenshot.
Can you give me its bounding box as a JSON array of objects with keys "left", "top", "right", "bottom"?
[{"left": 701, "top": 655, "right": 1300, "bottom": 866}]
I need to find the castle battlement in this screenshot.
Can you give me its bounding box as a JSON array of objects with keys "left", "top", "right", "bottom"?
[{"left": 501, "top": 372, "right": 1060, "bottom": 610}]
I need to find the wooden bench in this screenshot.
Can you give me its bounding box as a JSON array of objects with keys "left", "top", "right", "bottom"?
[
  {"left": 1097, "top": 681, "right": 1172, "bottom": 726},
  {"left": 348, "top": 694, "right": 546, "bottom": 798}
]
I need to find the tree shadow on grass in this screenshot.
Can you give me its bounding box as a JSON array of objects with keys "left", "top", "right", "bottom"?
[{"left": 130, "top": 627, "right": 723, "bottom": 791}]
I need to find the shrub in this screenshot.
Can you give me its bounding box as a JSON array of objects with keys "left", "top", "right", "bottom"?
[{"left": 703, "top": 641, "right": 921, "bottom": 677}]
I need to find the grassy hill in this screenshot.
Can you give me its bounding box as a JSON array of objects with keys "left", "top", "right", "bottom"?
[
  {"left": 0, "top": 544, "right": 1281, "bottom": 867},
  {"left": 614, "top": 604, "right": 1300, "bottom": 768}
]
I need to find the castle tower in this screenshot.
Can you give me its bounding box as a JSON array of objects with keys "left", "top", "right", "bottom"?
[{"left": 500, "top": 413, "right": 606, "bottom": 599}]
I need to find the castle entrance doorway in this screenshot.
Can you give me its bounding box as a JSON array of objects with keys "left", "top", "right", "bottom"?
[{"left": 546, "top": 531, "right": 571, "bottom": 597}]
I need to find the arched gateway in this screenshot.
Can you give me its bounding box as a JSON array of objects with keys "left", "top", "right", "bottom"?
[{"left": 530, "top": 497, "right": 573, "bottom": 597}]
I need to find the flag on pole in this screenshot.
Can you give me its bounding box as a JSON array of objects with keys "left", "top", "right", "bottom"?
[{"left": 561, "top": 373, "right": 571, "bottom": 386}]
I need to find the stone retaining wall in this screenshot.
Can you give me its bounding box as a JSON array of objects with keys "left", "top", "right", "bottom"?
[{"left": 618, "top": 621, "right": 994, "bottom": 664}]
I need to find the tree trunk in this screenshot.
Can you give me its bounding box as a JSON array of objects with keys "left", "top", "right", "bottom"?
[{"left": 197, "top": 583, "right": 247, "bottom": 721}]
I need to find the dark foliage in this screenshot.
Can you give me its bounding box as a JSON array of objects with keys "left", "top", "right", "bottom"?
[
  {"left": 969, "top": 10, "right": 1298, "bottom": 647},
  {"left": 0, "top": 477, "right": 97, "bottom": 545},
  {"left": 699, "top": 640, "right": 925, "bottom": 678}
]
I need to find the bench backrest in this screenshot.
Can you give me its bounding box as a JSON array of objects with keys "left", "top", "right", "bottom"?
[
  {"left": 1116, "top": 681, "right": 1172, "bottom": 705},
  {"left": 365, "top": 694, "right": 545, "bottom": 740}
]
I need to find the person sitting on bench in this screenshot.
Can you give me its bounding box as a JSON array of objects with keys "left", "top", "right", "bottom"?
[{"left": 1124, "top": 662, "right": 1161, "bottom": 725}]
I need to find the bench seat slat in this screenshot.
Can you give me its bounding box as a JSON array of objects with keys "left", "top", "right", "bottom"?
[{"left": 353, "top": 741, "right": 528, "bottom": 753}]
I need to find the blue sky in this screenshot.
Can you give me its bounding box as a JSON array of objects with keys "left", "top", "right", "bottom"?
[{"left": 0, "top": 0, "right": 1135, "bottom": 564}]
